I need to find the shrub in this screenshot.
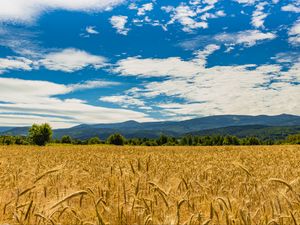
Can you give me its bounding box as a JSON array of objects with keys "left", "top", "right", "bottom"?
[
  {"left": 61, "top": 135, "right": 73, "bottom": 144},
  {"left": 107, "top": 133, "right": 125, "bottom": 146},
  {"left": 88, "top": 137, "right": 101, "bottom": 145},
  {"left": 287, "top": 134, "right": 300, "bottom": 144}
]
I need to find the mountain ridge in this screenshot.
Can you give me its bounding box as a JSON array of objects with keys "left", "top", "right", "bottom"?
[{"left": 1, "top": 114, "right": 300, "bottom": 139}]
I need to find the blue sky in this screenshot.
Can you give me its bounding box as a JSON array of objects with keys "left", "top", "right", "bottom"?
[{"left": 0, "top": 0, "right": 299, "bottom": 128}]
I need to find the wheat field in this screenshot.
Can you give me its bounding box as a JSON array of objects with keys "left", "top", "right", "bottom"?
[{"left": 0, "top": 145, "right": 300, "bottom": 225}]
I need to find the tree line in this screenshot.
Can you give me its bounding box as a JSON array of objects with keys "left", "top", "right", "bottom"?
[{"left": 0, "top": 123, "right": 300, "bottom": 146}]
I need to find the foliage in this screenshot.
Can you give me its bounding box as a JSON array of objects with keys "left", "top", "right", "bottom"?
[
  {"left": 107, "top": 133, "right": 125, "bottom": 145},
  {"left": 28, "top": 123, "right": 52, "bottom": 146},
  {"left": 61, "top": 135, "right": 73, "bottom": 144},
  {"left": 88, "top": 137, "right": 101, "bottom": 145},
  {"left": 0, "top": 136, "right": 28, "bottom": 145},
  {"left": 0, "top": 122, "right": 299, "bottom": 146},
  {"left": 287, "top": 134, "right": 300, "bottom": 144}
]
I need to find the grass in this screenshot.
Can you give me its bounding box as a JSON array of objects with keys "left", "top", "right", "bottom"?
[{"left": 0, "top": 145, "right": 300, "bottom": 225}]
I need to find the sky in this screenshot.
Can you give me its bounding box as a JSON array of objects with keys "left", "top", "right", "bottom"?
[{"left": 0, "top": 0, "right": 299, "bottom": 128}]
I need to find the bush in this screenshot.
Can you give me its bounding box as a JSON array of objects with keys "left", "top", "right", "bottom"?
[
  {"left": 241, "top": 137, "right": 261, "bottom": 145},
  {"left": 61, "top": 135, "right": 72, "bottom": 144},
  {"left": 28, "top": 123, "right": 52, "bottom": 146},
  {"left": 107, "top": 133, "right": 125, "bottom": 146},
  {"left": 287, "top": 134, "right": 300, "bottom": 144},
  {"left": 88, "top": 137, "right": 101, "bottom": 145}
]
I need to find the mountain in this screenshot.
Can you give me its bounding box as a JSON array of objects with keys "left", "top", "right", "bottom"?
[
  {"left": 188, "top": 125, "right": 300, "bottom": 140},
  {"left": 0, "top": 127, "right": 13, "bottom": 133},
  {"left": 1, "top": 127, "right": 30, "bottom": 136},
  {"left": 1, "top": 114, "right": 300, "bottom": 140}
]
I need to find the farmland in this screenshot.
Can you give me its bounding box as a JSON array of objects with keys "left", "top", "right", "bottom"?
[{"left": 0, "top": 145, "right": 300, "bottom": 225}]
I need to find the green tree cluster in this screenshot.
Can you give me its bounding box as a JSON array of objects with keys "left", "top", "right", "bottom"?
[{"left": 28, "top": 123, "right": 52, "bottom": 146}]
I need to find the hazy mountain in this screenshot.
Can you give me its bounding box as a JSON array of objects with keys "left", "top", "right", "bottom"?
[
  {"left": 188, "top": 125, "right": 300, "bottom": 140},
  {"left": 0, "top": 127, "right": 12, "bottom": 133},
  {"left": 1, "top": 114, "right": 300, "bottom": 140}
]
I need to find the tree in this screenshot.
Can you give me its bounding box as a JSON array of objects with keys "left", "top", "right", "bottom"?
[
  {"left": 241, "top": 137, "right": 261, "bottom": 145},
  {"left": 61, "top": 135, "right": 72, "bottom": 144},
  {"left": 107, "top": 133, "right": 125, "bottom": 146},
  {"left": 157, "top": 135, "right": 168, "bottom": 145},
  {"left": 28, "top": 123, "right": 52, "bottom": 146},
  {"left": 287, "top": 134, "right": 300, "bottom": 144},
  {"left": 88, "top": 137, "right": 101, "bottom": 145}
]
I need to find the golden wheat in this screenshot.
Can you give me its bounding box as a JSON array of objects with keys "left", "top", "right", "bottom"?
[{"left": 0, "top": 145, "right": 300, "bottom": 225}]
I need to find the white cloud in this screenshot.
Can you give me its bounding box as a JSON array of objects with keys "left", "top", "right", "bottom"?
[
  {"left": 251, "top": 2, "right": 268, "bottom": 28},
  {"left": 112, "top": 46, "right": 300, "bottom": 117},
  {"left": 69, "top": 80, "right": 120, "bottom": 92},
  {"left": 100, "top": 95, "right": 145, "bottom": 107},
  {"left": 203, "top": 0, "right": 218, "bottom": 5},
  {"left": 0, "top": 77, "right": 150, "bottom": 128},
  {"left": 164, "top": 4, "right": 208, "bottom": 32},
  {"left": 39, "top": 48, "right": 107, "bottom": 72},
  {"left": 282, "top": 4, "right": 300, "bottom": 13},
  {"left": 272, "top": 52, "right": 300, "bottom": 64},
  {"left": 288, "top": 19, "right": 300, "bottom": 45},
  {"left": 114, "top": 44, "right": 220, "bottom": 78},
  {"left": 215, "top": 30, "right": 276, "bottom": 47},
  {"left": 234, "top": 0, "right": 257, "bottom": 4},
  {"left": 86, "top": 26, "right": 99, "bottom": 34},
  {"left": 200, "top": 10, "right": 226, "bottom": 21},
  {"left": 110, "top": 15, "right": 130, "bottom": 35},
  {"left": 0, "top": 57, "right": 34, "bottom": 74},
  {"left": 0, "top": 0, "right": 125, "bottom": 24},
  {"left": 137, "top": 3, "right": 154, "bottom": 16},
  {"left": 0, "top": 48, "right": 107, "bottom": 74},
  {"left": 179, "top": 30, "right": 277, "bottom": 50}
]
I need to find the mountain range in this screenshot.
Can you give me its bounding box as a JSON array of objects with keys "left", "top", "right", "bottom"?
[{"left": 1, "top": 114, "right": 300, "bottom": 140}]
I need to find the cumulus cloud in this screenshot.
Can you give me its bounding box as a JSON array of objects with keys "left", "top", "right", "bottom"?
[
  {"left": 0, "top": 0, "right": 125, "bottom": 24},
  {"left": 234, "top": 0, "right": 257, "bottom": 4},
  {"left": 68, "top": 80, "right": 120, "bottom": 92},
  {"left": 288, "top": 19, "right": 300, "bottom": 45},
  {"left": 251, "top": 2, "right": 268, "bottom": 28},
  {"left": 137, "top": 3, "right": 154, "bottom": 16},
  {"left": 0, "top": 77, "right": 150, "bottom": 128},
  {"left": 112, "top": 45, "right": 300, "bottom": 117},
  {"left": 86, "top": 26, "right": 99, "bottom": 34},
  {"left": 114, "top": 44, "right": 220, "bottom": 78},
  {"left": 0, "top": 50, "right": 105, "bottom": 74},
  {"left": 0, "top": 48, "right": 108, "bottom": 74},
  {"left": 164, "top": 4, "right": 208, "bottom": 32},
  {"left": 0, "top": 57, "right": 34, "bottom": 74},
  {"left": 215, "top": 30, "right": 276, "bottom": 47},
  {"left": 180, "top": 30, "right": 277, "bottom": 50},
  {"left": 272, "top": 52, "right": 300, "bottom": 64},
  {"left": 100, "top": 95, "right": 145, "bottom": 107},
  {"left": 282, "top": 4, "right": 300, "bottom": 13},
  {"left": 39, "top": 48, "right": 107, "bottom": 72},
  {"left": 110, "top": 15, "right": 130, "bottom": 35}
]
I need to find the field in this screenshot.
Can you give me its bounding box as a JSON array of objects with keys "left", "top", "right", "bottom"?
[{"left": 0, "top": 145, "right": 300, "bottom": 225}]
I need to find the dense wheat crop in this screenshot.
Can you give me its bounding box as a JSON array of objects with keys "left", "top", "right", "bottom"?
[{"left": 0, "top": 145, "right": 300, "bottom": 225}]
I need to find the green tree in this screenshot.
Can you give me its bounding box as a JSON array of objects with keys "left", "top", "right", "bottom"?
[
  {"left": 107, "top": 133, "right": 125, "bottom": 146},
  {"left": 287, "top": 134, "right": 300, "bottom": 144},
  {"left": 2, "top": 136, "right": 14, "bottom": 145},
  {"left": 28, "top": 123, "right": 52, "bottom": 146},
  {"left": 157, "top": 135, "right": 169, "bottom": 145},
  {"left": 88, "top": 137, "right": 101, "bottom": 145},
  {"left": 241, "top": 137, "right": 261, "bottom": 145},
  {"left": 61, "top": 135, "right": 72, "bottom": 144}
]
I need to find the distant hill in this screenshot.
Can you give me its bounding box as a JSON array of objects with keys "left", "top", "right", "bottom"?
[
  {"left": 0, "top": 127, "right": 29, "bottom": 136},
  {"left": 1, "top": 114, "right": 300, "bottom": 140},
  {"left": 187, "top": 125, "right": 300, "bottom": 140},
  {"left": 0, "top": 127, "right": 13, "bottom": 133}
]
